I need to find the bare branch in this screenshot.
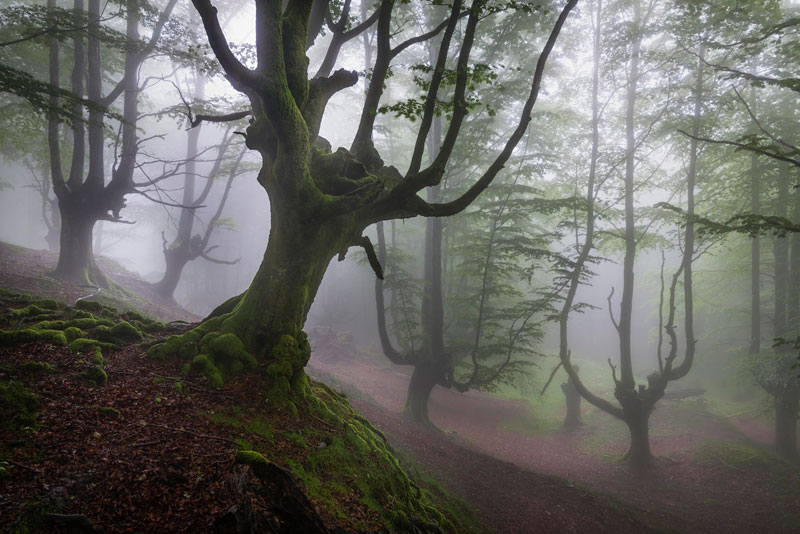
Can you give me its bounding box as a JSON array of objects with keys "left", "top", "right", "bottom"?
[
  {"left": 540, "top": 361, "right": 563, "bottom": 396},
  {"left": 134, "top": 189, "right": 205, "bottom": 209},
  {"left": 607, "top": 286, "right": 620, "bottom": 332},
  {"left": 200, "top": 251, "right": 240, "bottom": 265},
  {"left": 677, "top": 129, "right": 800, "bottom": 168},
  {"left": 400, "top": 0, "right": 580, "bottom": 216},
  {"left": 191, "top": 111, "right": 252, "bottom": 129}
]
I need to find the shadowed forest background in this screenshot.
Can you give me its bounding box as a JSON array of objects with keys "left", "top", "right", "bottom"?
[{"left": 1, "top": 0, "right": 800, "bottom": 532}]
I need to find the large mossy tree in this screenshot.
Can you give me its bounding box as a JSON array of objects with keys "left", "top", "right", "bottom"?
[{"left": 179, "top": 0, "right": 579, "bottom": 385}]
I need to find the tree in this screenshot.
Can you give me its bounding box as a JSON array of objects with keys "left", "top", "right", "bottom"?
[
  {"left": 556, "top": 0, "right": 702, "bottom": 467},
  {"left": 46, "top": 0, "right": 180, "bottom": 286},
  {"left": 162, "top": 0, "right": 578, "bottom": 400}
]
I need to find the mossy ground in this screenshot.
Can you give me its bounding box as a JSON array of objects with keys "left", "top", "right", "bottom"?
[
  {"left": 206, "top": 378, "right": 480, "bottom": 534},
  {"left": 1, "top": 291, "right": 480, "bottom": 533}
]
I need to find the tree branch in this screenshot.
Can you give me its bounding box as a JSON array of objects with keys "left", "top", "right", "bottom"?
[
  {"left": 398, "top": 0, "right": 580, "bottom": 216},
  {"left": 190, "top": 0, "right": 256, "bottom": 92},
  {"left": 677, "top": 130, "right": 800, "bottom": 168},
  {"left": 191, "top": 111, "right": 252, "bottom": 129},
  {"left": 607, "top": 286, "right": 620, "bottom": 332}
]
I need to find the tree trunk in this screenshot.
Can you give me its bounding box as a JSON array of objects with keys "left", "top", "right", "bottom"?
[
  {"left": 155, "top": 247, "right": 192, "bottom": 299},
  {"left": 774, "top": 162, "right": 789, "bottom": 343},
  {"left": 750, "top": 155, "right": 761, "bottom": 354},
  {"left": 54, "top": 200, "right": 104, "bottom": 286},
  {"left": 618, "top": 0, "right": 642, "bottom": 391},
  {"left": 624, "top": 410, "right": 653, "bottom": 467},
  {"left": 789, "top": 183, "right": 800, "bottom": 326},
  {"left": 223, "top": 215, "right": 349, "bottom": 361},
  {"left": 775, "top": 388, "right": 798, "bottom": 460},
  {"left": 405, "top": 361, "right": 440, "bottom": 426},
  {"left": 561, "top": 376, "right": 582, "bottom": 429}
]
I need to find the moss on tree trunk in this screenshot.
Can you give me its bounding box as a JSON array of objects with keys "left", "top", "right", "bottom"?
[{"left": 221, "top": 215, "right": 350, "bottom": 360}]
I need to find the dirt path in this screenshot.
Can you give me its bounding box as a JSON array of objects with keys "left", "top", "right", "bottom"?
[
  {"left": 310, "top": 357, "right": 800, "bottom": 534},
  {"left": 349, "top": 395, "right": 661, "bottom": 534}
]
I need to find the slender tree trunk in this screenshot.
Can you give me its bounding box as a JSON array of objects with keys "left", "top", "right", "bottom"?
[
  {"left": 155, "top": 72, "right": 205, "bottom": 299},
  {"left": 774, "top": 162, "right": 789, "bottom": 343},
  {"left": 617, "top": 0, "right": 642, "bottom": 391},
  {"left": 774, "top": 388, "right": 798, "bottom": 460},
  {"left": 789, "top": 184, "right": 800, "bottom": 326},
  {"left": 155, "top": 249, "right": 193, "bottom": 298},
  {"left": 750, "top": 159, "right": 761, "bottom": 353},
  {"left": 403, "top": 27, "right": 446, "bottom": 424},
  {"left": 561, "top": 371, "right": 582, "bottom": 429}
]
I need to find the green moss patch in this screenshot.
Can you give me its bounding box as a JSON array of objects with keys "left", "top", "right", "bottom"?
[
  {"left": 109, "top": 321, "right": 143, "bottom": 342},
  {"left": 74, "top": 299, "right": 107, "bottom": 313},
  {"left": 0, "top": 380, "right": 40, "bottom": 433},
  {"left": 148, "top": 319, "right": 258, "bottom": 389},
  {"left": 62, "top": 326, "right": 84, "bottom": 342},
  {"left": 68, "top": 338, "right": 113, "bottom": 354},
  {"left": 80, "top": 365, "right": 108, "bottom": 388},
  {"left": 0, "top": 328, "right": 67, "bottom": 347},
  {"left": 9, "top": 304, "right": 55, "bottom": 319},
  {"left": 18, "top": 361, "right": 56, "bottom": 375}
]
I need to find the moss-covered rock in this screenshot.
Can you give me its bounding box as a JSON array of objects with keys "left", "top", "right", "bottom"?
[
  {"left": 179, "top": 342, "right": 198, "bottom": 360},
  {"left": 18, "top": 361, "right": 56, "bottom": 375},
  {"left": 64, "top": 317, "right": 109, "bottom": 330},
  {"left": 124, "top": 310, "right": 148, "bottom": 323},
  {"left": 30, "top": 320, "right": 66, "bottom": 330},
  {"left": 0, "top": 328, "right": 67, "bottom": 347},
  {"left": 9, "top": 304, "right": 53, "bottom": 319},
  {"left": 207, "top": 333, "right": 258, "bottom": 373},
  {"left": 191, "top": 354, "right": 223, "bottom": 389},
  {"left": 68, "top": 338, "right": 112, "bottom": 354},
  {"left": 0, "top": 380, "right": 40, "bottom": 432},
  {"left": 148, "top": 334, "right": 188, "bottom": 361},
  {"left": 74, "top": 299, "right": 105, "bottom": 312},
  {"left": 92, "top": 325, "right": 120, "bottom": 344},
  {"left": 141, "top": 321, "right": 168, "bottom": 334},
  {"left": 80, "top": 365, "right": 108, "bottom": 387},
  {"left": 62, "top": 326, "right": 84, "bottom": 343},
  {"left": 109, "top": 320, "right": 143, "bottom": 342}
]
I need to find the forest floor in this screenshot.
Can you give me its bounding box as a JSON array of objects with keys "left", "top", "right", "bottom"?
[
  {"left": 1, "top": 242, "right": 798, "bottom": 533},
  {"left": 0, "top": 243, "right": 659, "bottom": 534},
  {"left": 309, "top": 351, "right": 800, "bottom": 534},
  {"left": 0, "top": 241, "right": 199, "bottom": 322}
]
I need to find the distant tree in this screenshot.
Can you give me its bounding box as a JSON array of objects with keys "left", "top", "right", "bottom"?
[
  {"left": 153, "top": 63, "right": 250, "bottom": 300},
  {"left": 557, "top": 0, "right": 703, "bottom": 467},
  {"left": 43, "top": 0, "right": 181, "bottom": 286}
]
